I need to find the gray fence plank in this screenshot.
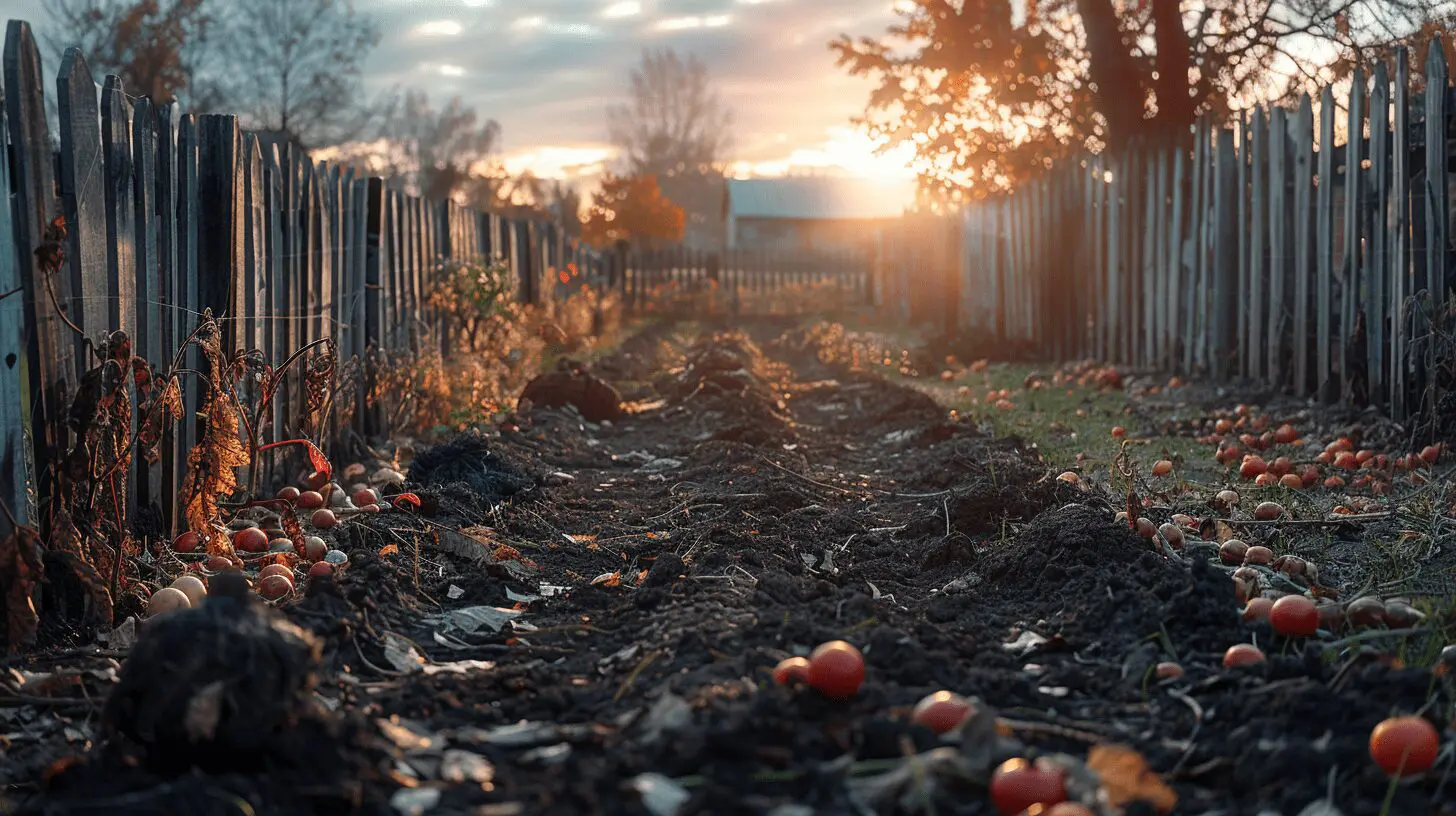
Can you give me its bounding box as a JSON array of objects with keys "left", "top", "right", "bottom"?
[
  {"left": 1213, "top": 127, "right": 1238, "bottom": 379},
  {"left": 1369, "top": 62, "right": 1391, "bottom": 407},
  {"left": 101, "top": 77, "right": 136, "bottom": 340},
  {"left": 1293, "top": 95, "right": 1315, "bottom": 397},
  {"left": 1317, "top": 86, "right": 1336, "bottom": 400},
  {"left": 131, "top": 95, "right": 163, "bottom": 526},
  {"left": 1249, "top": 108, "right": 1267, "bottom": 381},
  {"left": 0, "top": 56, "right": 27, "bottom": 534},
  {"left": 1391, "top": 51, "right": 1410, "bottom": 418},
  {"left": 1343, "top": 68, "right": 1365, "bottom": 403},
  {"left": 58, "top": 48, "right": 108, "bottom": 372},
  {"left": 1267, "top": 107, "right": 1287, "bottom": 388}
]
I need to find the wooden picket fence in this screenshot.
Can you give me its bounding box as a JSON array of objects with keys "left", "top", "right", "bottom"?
[
  {"left": 0, "top": 21, "right": 613, "bottom": 542},
  {"left": 619, "top": 246, "right": 873, "bottom": 315},
  {"left": 957, "top": 43, "right": 1455, "bottom": 421}
]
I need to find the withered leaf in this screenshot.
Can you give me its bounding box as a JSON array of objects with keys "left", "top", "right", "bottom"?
[{"left": 1087, "top": 743, "right": 1177, "bottom": 814}]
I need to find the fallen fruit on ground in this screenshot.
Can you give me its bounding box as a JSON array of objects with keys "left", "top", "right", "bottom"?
[
  {"left": 1346, "top": 596, "right": 1387, "bottom": 628},
  {"left": 146, "top": 586, "right": 191, "bottom": 618},
  {"left": 1269, "top": 595, "right": 1319, "bottom": 636},
  {"left": 1369, "top": 716, "right": 1440, "bottom": 777},
  {"left": 1157, "top": 523, "right": 1184, "bottom": 548},
  {"left": 277, "top": 485, "right": 300, "bottom": 501},
  {"left": 172, "top": 531, "right": 200, "bottom": 553},
  {"left": 910, "top": 690, "right": 973, "bottom": 734},
  {"left": 1154, "top": 662, "right": 1183, "bottom": 679},
  {"left": 298, "top": 490, "right": 325, "bottom": 509},
  {"left": 1244, "top": 545, "right": 1273, "bottom": 565},
  {"left": 258, "top": 574, "right": 294, "bottom": 601},
  {"left": 1240, "top": 456, "right": 1268, "bottom": 479},
  {"left": 259, "top": 563, "right": 294, "bottom": 581},
  {"left": 1242, "top": 597, "right": 1273, "bottom": 622},
  {"left": 169, "top": 575, "right": 207, "bottom": 607},
  {"left": 1110, "top": 426, "right": 1126, "bottom": 439},
  {"left": 990, "top": 757, "right": 1068, "bottom": 815},
  {"left": 311, "top": 508, "right": 339, "bottom": 528},
  {"left": 233, "top": 527, "right": 269, "bottom": 553},
  {"left": 1056, "top": 471, "right": 1079, "bottom": 484},
  {"left": 1254, "top": 501, "right": 1284, "bottom": 520},
  {"left": 307, "top": 561, "right": 334, "bottom": 578},
  {"left": 771, "top": 657, "right": 810, "bottom": 686},
  {"left": 805, "top": 640, "right": 864, "bottom": 700},
  {"left": 1219, "top": 539, "right": 1249, "bottom": 565},
  {"left": 303, "top": 535, "right": 328, "bottom": 562},
  {"left": 1223, "top": 644, "right": 1266, "bottom": 667},
  {"left": 1151, "top": 459, "right": 1173, "bottom": 476}
]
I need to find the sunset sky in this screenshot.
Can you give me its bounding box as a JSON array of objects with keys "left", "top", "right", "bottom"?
[{"left": 3, "top": 0, "right": 918, "bottom": 184}]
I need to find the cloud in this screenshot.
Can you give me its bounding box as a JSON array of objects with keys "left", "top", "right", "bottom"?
[{"left": 6, "top": 0, "right": 901, "bottom": 178}]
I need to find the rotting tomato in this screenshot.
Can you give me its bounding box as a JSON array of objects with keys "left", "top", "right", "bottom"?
[
  {"left": 1110, "top": 426, "right": 1127, "bottom": 440},
  {"left": 297, "top": 490, "right": 325, "bottom": 510},
  {"left": 1370, "top": 716, "right": 1440, "bottom": 777},
  {"left": 990, "top": 758, "right": 1068, "bottom": 815},
  {"left": 172, "top": 531, "right": 200, "bottom": 553},
  {"left": 1253, "top": 501, "right": 1285, "bottom": 520},
  {"left": 277, "top": 485, "right": 301, "bottom": 502},
  {"left": 1242, "top": 597, "right": 1274, "bottom": 623},
  {"left": 806, "top": 641, "right": 865, "bottom": 700},
  {"left": 1219, "top": 539, "right": 1249, "bottom": 565},
  {"left": 232, "top": 527, "right": 268, "bottom": 553},
  {"left": 771, "top": 656, "right": 810, "bottom": 686},
  {"left": 911, "top": 691, "right": 974, "bottom": 734},
  {"left": 1269, "top": 595, "right": 1319, "bottom": 637},
  {"left": 1151, "top": 459, "right": 1173, "bottom": 477},
  {"left": 1274, "top": 423, "right": 1298, "bottom": 444},
  {"left": 1243, "top": 545, "right": 1273, "bottom": 565}
]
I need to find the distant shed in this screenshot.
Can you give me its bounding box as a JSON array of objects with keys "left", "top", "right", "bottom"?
[{"left": 722, "top": 176, "right": 914, "bottom": 253}]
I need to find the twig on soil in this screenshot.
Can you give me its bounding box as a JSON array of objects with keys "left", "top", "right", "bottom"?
[
  {"left": 0, "top": 693, "right": 101, "bottom": 709},
  {"left": 996, "top": 716, "right": 1106, "bottom": 744},
  {"left": 1231, "top": 512, "right": 1394, "bottom": 527},
  {"left": 614, "top": 650, "right": 659, "bottom": 702},
  {"left": 1323, "top": 626, "right": 1434, "bottom": 653},
  {"left": 352, "top": 637, "right": 406, "bottom": 677},
  {"left": 1165, "top": 689, "right": 1203, "bottom": 775}
]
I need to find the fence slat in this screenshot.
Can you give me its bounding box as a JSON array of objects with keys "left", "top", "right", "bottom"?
[
  {"left": 1293, "top": 95, "right": 1315, "bottom": 396},
  {"left": 58, "top": 48, "right": 108, "bottom": 373},
  {"left": 5, "top": 22, "right": 71, "bottom": 533},
  {"left": 1369, "top": 62, "right": 1391, "bottom": 408},
  {"left": 1391, "top": 50, "right": 1411, "bottom": 418},
  {"left": 1267, "top": 107, "right": 1287, "bottom": 387},
  {"left": 131, "top": 95, "right": 164, "bottom": 526},
  {"left": 0, "top": 48, "right": 27, "bottom": 535},
  {"left": 1317, "top": 86, "right": 1336, "bottom": 400},
  {"left": 1213, "top": 127, "right": 1239, "bottom": 379},
  {"left": 1343, "top": 67, "right": 1365, "bottom": 403},
  {"left": 1248, "top": 109, "right": 1267, "bottom": 381}
]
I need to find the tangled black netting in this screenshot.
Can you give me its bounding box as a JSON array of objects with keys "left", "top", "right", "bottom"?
[{"left": 408, "top": 431, "right": 534, "bottom": 503}]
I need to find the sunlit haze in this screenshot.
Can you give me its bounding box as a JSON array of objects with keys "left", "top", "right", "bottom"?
[{"left": 0, "top": 0, "right": 911, "bottom": 184}]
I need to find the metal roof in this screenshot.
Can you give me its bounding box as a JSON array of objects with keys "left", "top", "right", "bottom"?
[{"left": 724, "top": 176, "right": 914, "bottom": 221}]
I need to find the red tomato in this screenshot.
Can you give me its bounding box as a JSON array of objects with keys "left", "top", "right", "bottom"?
[
  {"left": 1369, "top": 716, "right": 1440, "bottom": 777},
  {"left": 1273, "top": 423, "right": 1298, "bottom": 444},
  {"left": 172, "top": 531, "right": 201, "bottom": 553},
  {"left": 990, "top": 758, "right": 1068, "bottom": 815},
  {"left": 1151, "top": 459, "right": 1173, "bottom": 477},
  {"left": 771, "top": 656, "right": 810, "bottom": 686},
  {"left": 805, "top": 641, "right": 865, "bottom": 700},
  {"left": 911, "top": 691, "right": 973, "bottom": 734},
  {"left": 1269, "top": 595, "right": 1319, "bottom": 637},
  {"left": 1240, "top": 456, "right": 1267, "bottom": 479},
  {"left": 277, "top": 485, "right": 301, "bottom": 502},
  {"left": 259, "top": 563, "right": 293, "bottom": 581},
  {"left": 307, "top": 561, "right": 335, "bottom": 579},
  {"left": 1223, "top": 643, "right": 1266, "bottom": 668}
]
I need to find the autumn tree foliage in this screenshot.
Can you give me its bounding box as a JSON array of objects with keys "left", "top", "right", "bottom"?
[
  {"left": 45, "top": 0, "right": 211, "bottom": 104},
  {"left": 581, "top": 174, "right": 685, "bottom": 251},
  {"left": 832, "top": 0, "right": 1448, "bottom": 200}
]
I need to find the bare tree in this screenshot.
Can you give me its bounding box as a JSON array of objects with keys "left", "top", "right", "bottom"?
[
  {"left": 369, "top": 89, "right": 502, "bottom": 201},
  {"left": 210, "top": 0, "right": 379, "bottom": 148},
  {"left": 607, "top": 48, "right": 732, "bottom": 177},
  {"left": 44, "top": 0, "right": 211, "bottom": 104},
  {"left": 606, "top": 48, "right": 732, "bottom": 249}
]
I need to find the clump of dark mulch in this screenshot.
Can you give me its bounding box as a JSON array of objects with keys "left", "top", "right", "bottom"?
[
  {"left": 408, "top": 430, "right": 534, "bottom": 502},
  {"left": 518, "top": 366, "right": 624, "bottom": 422},
  {"left": 22, "top": 572, "right": 395, "bottom": 816}
]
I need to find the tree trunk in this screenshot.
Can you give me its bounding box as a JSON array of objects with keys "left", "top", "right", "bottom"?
[
  {"left": 1151, "top": 0, "right": 1196, "bottom": 138},
  {"left": 1076, "top": 0, "right": 1147, "bottom": 148}
]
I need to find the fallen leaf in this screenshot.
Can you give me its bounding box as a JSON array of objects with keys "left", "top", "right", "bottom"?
[
  {"left": 382, "top": 632, "right": 426, "bottom": 673},
  {"left": 440, "top": 749, "right": 495, "bottom": 786},
  {"left": 1087, "top": 743, "right": 1177, "bottom": 814},
  {"left": 379, "top": 544, "right": 400, "bottom": 557}
]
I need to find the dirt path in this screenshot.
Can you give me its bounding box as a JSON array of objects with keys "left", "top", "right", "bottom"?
[{"left": 16, "top": 319, "right": 1455, "bottom": 816}]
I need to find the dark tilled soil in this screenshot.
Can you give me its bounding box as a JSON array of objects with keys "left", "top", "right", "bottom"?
[{"left": 10, "top": 319, "right": 1456, "bottom": 816}]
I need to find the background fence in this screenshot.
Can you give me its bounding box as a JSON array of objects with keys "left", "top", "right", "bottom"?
[
  {"left": 0, "top": 20, "right": 615, "bottom": 545},
  {"left": 953, "top": 43, "right": 1456, "bottom": 423}
]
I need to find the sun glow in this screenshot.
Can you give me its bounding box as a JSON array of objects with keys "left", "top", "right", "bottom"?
[{"left": 731, "top": 126, "right": 918, "bottom": 182}]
